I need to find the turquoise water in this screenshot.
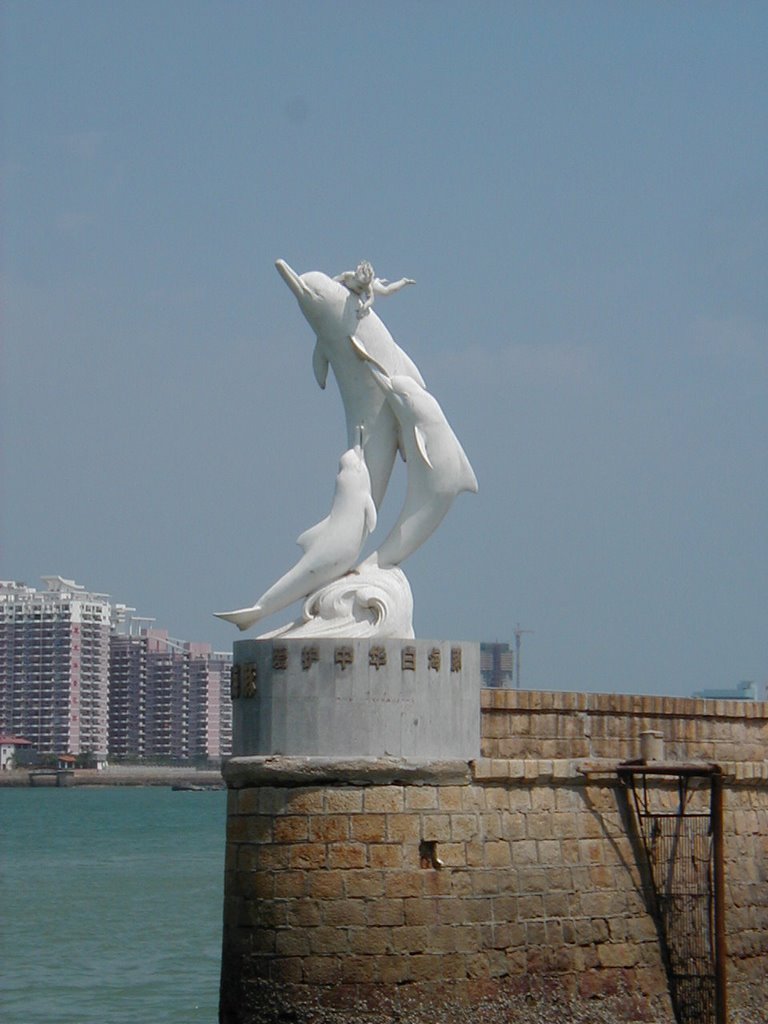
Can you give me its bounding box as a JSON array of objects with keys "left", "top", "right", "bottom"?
[{"left": 1, "top": 787, "right": 226, "bottom": 1024}]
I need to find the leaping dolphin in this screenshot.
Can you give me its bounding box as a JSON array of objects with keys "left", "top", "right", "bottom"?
[
  {"left": 214, "top": 442, "right": 377, "bottom": 631},
  {"left": 275, "top": 259, "right": 424, "bottom": 509},
  {"left": 353, "top": 344, "right": 478, "bottom": 568}
]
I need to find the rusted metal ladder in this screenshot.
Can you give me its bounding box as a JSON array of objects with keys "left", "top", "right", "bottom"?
[{"left": 618, "top": 763, "right": 727, "bottom": 1024}]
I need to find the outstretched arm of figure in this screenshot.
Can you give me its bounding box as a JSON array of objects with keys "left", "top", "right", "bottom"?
[{"left": 372, "top": 277, "right": 416, "bottom": 297}]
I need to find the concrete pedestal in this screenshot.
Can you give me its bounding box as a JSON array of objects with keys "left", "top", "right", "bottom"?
[{"left": 230, "top": 637, "right": 480, "bottom": 760}]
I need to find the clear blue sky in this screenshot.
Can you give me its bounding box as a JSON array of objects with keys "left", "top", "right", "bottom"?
[{"left": 3, "top": 1, "right": 766, "bottom": 696}]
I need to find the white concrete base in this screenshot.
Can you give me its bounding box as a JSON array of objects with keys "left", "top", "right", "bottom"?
[{"left": 230, "top": 638, "right": 480, "bottom": 760}]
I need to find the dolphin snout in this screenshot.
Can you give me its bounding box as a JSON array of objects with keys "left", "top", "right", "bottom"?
[
  {"left": 275, "top": 259, "right": 308, "bottom": 301},
  {"left": 340, "top": 446, "right": 362, "bottom": 467}
]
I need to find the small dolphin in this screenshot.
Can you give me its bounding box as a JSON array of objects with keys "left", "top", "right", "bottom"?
[
  {"left": 215, "top": 442, "right": 377, "bottom": 631},
  {"left": 355, "top": 348, "right": 478, "bottom": 568},
  {"left": 275, "top": 259, "right": 424, "bottom": 508}
]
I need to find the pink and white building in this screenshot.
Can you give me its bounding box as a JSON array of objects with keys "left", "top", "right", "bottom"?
[
  {"left": 0, "top": 577, "right": 232, "bottom": 762},
  {"left": 109, "top": 627, "right": 232, "bottom": 762},
  {"left": 0, "top": 577, "right": 114, "bottom": 756}
]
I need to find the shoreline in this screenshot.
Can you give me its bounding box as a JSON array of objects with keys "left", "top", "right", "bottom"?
[{"left": 0, "top": 766, "right": 225, "bottom": 788}]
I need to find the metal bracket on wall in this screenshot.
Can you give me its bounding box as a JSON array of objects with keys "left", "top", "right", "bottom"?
[{"left": 617, "top": 762, "right": 728, "bottom": 1024}]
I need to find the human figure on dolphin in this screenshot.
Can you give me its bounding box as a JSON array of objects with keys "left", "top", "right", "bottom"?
[{"left": 334, "top": 260, "right": 415, "bottom": 320}]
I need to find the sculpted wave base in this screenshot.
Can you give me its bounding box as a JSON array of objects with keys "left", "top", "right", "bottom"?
[{"left": 257, "top": 563, "right": 414, "bottom": 640}]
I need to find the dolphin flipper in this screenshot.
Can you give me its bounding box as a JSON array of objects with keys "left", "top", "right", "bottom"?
[
  {"left": 312, "top": 341, "right": 329, "bottom": 389},
  {"left": 414, "top": 425, "right": 433, "bottom": 469}
]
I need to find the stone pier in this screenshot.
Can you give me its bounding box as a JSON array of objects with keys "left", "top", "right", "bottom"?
[{"left": 219, "top": 645, "right": 768, "bottom": 1024}]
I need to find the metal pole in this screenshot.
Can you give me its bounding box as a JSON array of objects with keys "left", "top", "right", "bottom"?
[
  {"left": 513, "top": 625, "right": 533, "bottom": 690},
  {"left": 711, "top": 768, "right": 728, "bottom": 1024},
  {"left": 515, "top": 628, "right": 521, "bottom": 689}
]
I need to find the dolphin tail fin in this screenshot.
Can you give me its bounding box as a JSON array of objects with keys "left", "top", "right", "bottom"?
[{"left": 214, "top": 605, "right": 264, "bottom": 631}]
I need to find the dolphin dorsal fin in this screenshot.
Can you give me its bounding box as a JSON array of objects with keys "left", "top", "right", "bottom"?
[
  {"left": 312, "top": 341, "right": 329, "bottom": 389},
  {"left": 296, "top": 517, "right": 328, "bottom": 551},
  {"left": 414, "top": 425, "right": 434, "bottom": 469}
]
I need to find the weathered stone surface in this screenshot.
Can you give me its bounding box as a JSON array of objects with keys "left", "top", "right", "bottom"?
[{"left": 224, "top": 755, "right": 473, "bottom": 788}]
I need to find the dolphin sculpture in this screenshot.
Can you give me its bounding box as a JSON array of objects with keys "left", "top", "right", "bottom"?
[
  {"left": 275, "top": 259, "right": 424, "bottom": 509},
  {"left": 214, "top": 441, "right": 377, "bottom": 631},
  {"left": 352, "top": 342, "right": 478, "bottom": 568}
]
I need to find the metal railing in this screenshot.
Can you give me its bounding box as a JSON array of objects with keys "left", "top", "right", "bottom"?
[{"left": 618, "top": 762, "right": 727, "bottom": 1024}]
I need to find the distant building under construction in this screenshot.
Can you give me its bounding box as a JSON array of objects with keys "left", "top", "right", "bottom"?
[{"left": 480, "top": 642, "right": 514, "bottom": 688}]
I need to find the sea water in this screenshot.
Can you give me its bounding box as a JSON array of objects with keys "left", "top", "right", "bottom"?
[{"left": 0, "top": 786, "right": 226, "bottom": 1024}]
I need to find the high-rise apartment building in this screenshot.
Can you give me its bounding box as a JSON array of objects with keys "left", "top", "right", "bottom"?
[
  {"left": 109, "top": 628, "right": 232, "bottom": 762},
  {"left": 0, "top": 577, "right": 232, "bottom": 762},
  {"left": 0, "top": 577, "right": 117, "bottom": 756}
]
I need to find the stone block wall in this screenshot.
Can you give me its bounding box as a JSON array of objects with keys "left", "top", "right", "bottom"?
[
  {"left": 481, "top": 689, "right": 768, "bottom": 762},
  {"left": 220, "top": 691, "right": 768, "bottom": 1024}
]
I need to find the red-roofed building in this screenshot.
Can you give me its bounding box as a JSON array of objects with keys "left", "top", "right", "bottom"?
[{"left": 0, "top": 734, "right": 33, "bottom": 770}]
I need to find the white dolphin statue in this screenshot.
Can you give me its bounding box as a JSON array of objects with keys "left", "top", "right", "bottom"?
[{"left": 215, "top": 441, "right": 377, "bottom": 631}]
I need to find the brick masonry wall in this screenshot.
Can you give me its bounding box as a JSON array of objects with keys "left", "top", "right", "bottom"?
[{"left": 220, "top": 692, "right": 768, "bottom": 1024}]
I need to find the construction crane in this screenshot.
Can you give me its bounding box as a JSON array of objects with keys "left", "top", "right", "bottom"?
[{"left": 514, "top": 624, "right": 534, "bottom": 689}]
